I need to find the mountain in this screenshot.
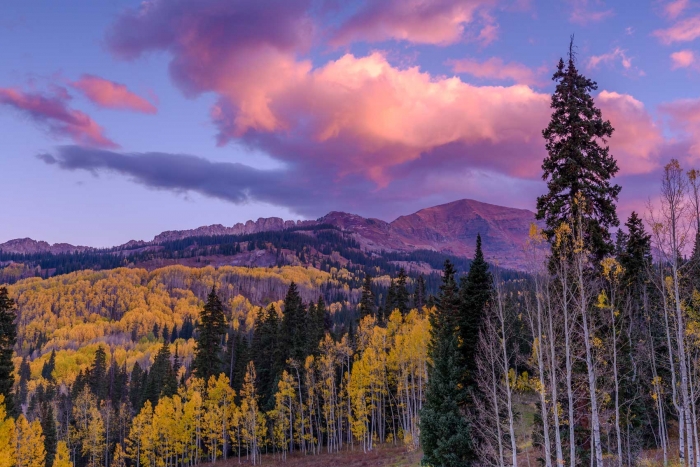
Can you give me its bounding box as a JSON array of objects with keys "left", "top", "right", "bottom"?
[
  {"left": 317, "top": 199, "right": 539, "bottom": 270},
  {"left": 0, "top": 238, "right": 89, "bottom": 255},
  {"left": 0, "top": 199, "right": 540, "bottom": 274}
]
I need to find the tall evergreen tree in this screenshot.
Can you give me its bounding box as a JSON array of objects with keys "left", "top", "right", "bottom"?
[
  {"left": 306, "top": 297, "right": 326, "bottom": 356},
  {"left": 420, "top": 260, "right": 472, "bottom": 466},
  {"left": 41, "top": 350, "right": 56, "bottom": 382},
  {"left": 536, "top": 38, "right": 621, "bottom": 259},
  {"left": 395, "top": 268, "right": 410, "bottom": 315},
  {"left": 89, "top": 346, "right": 108, "bottom": 401},
  {"left": 385, "top": 279, "right": 398, "bottom": 318},
  {"left": 0, "top": 287, "right": 17, "bottom": 415},
  {"left": 129, "top": 362, "right": 144, "bottom": 411},
  {"left": 252, "top": 304, "right": 280, "bottom": 406},
  {"left": 40, "top": 401, "right": 57, "bottom": 467},
  {"left": 459, "top": 234, "right": 492, "bottom": 398},
  {"left": 193, "top": 287, "right": 227, "bottom": 381},
  {"left": 358, "top": 274, "right": 376, "bottom": 320},
  {"left": 280, "top": 282, "right": 307, "bottom": 365},
  {"left": 412, "top": 274, "right": 427, "bottom": 311},
  {"left": 619, "top": 211, "right": 652, "bottom": 289}
]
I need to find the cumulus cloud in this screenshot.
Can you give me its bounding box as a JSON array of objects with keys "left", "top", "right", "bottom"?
[
  {"left": 0, "top": 87, "right": 118, "bottom": 148},
  {"left": 661, "top": 98, "right": 700, "bottom": 158},
  {"left": 330, "top": 0, "right": 498, "bottom": 46},
  {"left": 653, "top": 15, "right": 700, "bottom": 44},
  {"left": 449, "top": 57, "right": 542, "bottom": 86},
  {"left": 596, "top": 91, "right": 663, "bottom": 174},
  {"left": 671, "top": 49, "right": 696, "bottom": 68},
  {"left": 96, "top": 0, "right": 666, "bottom": 216},
  {"left": 71, "top": 75, "right": 157, "bottom": 113}
]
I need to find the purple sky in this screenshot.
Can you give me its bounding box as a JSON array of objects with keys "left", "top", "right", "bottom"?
[{"left": 2, "top": 0, "right": 700, "bottom": 247}]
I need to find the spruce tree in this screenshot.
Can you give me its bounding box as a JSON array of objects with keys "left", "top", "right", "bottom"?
[
  {"left": 89, "top": 346, "right": 108, "bottom": 401},
  {"left": 193, "top": 287, "right": 227, "bottom": 381},
  {"left": 359, "top": 274, "right": 376, "bottom": 320},
  {"left": 459, "top": 234, "right": 492, "bottom": 398},
  {"left": 536, "top": 38, "right": 621, "bottom": 259},
  {"left": 412, "top": 275, "right": 427, "bottom": 311},
  {"left": 280, "top": 282, "right": 307, "bottom": 365},
  {"left": 619, "top": 211, "right": 651, "bottom": 289},
  {"left": 0, "top": 287, "right": 16, "bottom": 415},
  {"left": 129, "top": 362, "right": 144, "bottom": 411},
  {"left": 395, "top": 268, "right": 410, "bottom": 315},
  {"left": 41, "top": 350, "right": 56, "bottom": 382},
  {"left": 40, "top": 401, "right": 57, "bottom": 467},
  {"left": 252, "top": 304, "right": 280, "bottom": 405},
  {"left": 420, "top": 260, "right": 472, "bottom": 466}
]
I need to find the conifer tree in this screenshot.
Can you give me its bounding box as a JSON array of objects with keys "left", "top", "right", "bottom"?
[
  {"left": 252, "top": 304, "right": 280, "bottom": 406},
  {"left": 412, "top": 275, "right": 427, "bottom": 311},
  {"left": 193, "top": 287, "right": 227, "bottom": 381},
  {"left": 280, "top": 282, "right": 307, "bottom": 365},
  {"left": 89, "top": 346, "right": 108, "bottom": 402},
  {"left": 619, "top": 211, "right": 651, "bottom": 289},
  {"left": 128, "top": 363, "right": 144, "bottom": 411},
  {"left": 359, "top": 274, "right": 376, "bottom": 320},
  {"left": 0, "top": 287, "right": 17, "bottom": 416},
  {"left": 536, "top": 38, "right": 621, "bottom": 259},
  {"left": 41, "top": 351, "right": 56, "bottom": 382},
  {"left": 40, "top": 402, "right": 56, "bottom": 467},
  {"left": 459, "top": 234, "right": 492, "bottom": 398},
  {"left": 385, "top": 279, "right": 398, "bottom": 318},
  {"left": 395, "top": 268, "right": 410, "bottom": 315},
  {"left": 420, "top": 260, "right": 472, "bottom": 466}
]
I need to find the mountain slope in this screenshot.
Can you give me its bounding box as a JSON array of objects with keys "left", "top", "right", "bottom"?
[{"left": 0, "top": 198, "right": 540, "bottom": 271}]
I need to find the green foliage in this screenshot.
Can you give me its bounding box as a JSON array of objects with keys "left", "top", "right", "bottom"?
[
  {"left": 193, "top": 287, "right": 227, "bottom": 381},
  {"left": 0, "top": 287, "right": 16, "bottom": 415},
  {"left": 459, "top": 235, "right": 492, "bottom": 398},
  {"left": 536, "top": 39, "right": 620, "bottom": 259},
  {"left": 421, "top": 260, "right": 472, "bottom": 466}
]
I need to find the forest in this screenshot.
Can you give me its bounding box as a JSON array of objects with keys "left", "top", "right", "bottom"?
[{"left": 4, "top": 44, "right": 700, "bottom": 467}]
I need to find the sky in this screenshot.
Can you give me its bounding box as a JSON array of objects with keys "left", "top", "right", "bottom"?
[{"left": 2, "top": 0, "right": 700, "bottom": 247}]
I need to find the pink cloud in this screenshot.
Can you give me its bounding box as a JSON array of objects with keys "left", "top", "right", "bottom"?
[
  {"left": 449, "top": 57, "right": 541, "bottom": 86},
  {"left": 105, "top": 0, "right": 662, "bottom": 204},
  {"left": 671, "top": 49, "right": 696, "bottom": 68},
  {"left": 653, "top": 15, "right": 700, "bottom": 44},
  {"left": 71, "top": 75, "right": 156, "bottom": 113},
  {"left": 330, "top": 0, "right": 498, "bottom": 46},
  {"left": 568, "top": 0, "right": 614, "bottom": 25},
  {"left": 664, "top": 0, "right": 690, "bottom": 19},
  {"left": 661, "top": 98, "right": 700, "bottom": 158},
  {"left": 596, "top": 91, "right": 663, "bottom": 175},
  {"left": 588, "top": 47, "right": 633, "bottom": 69},
  {"left": 0, "top": 87, "right": 118, "bottom": 148}
]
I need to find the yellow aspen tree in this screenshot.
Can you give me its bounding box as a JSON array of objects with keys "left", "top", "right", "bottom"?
[
  {"left": 204, "top": 374, "right": 236, "bottom": 462},
  {"left": 180, "top": 382, "right": 204, "bottom": 464},
  {"left": 240, "top": 362, "right": 265, "bottom": 465},
  {"left": 52, "top": 441, "right": 71, "bottom": 467},
  {"left": 111, "top": 444, "right": 126, "bottom": 467},
  {"left": 0, "top": 395, "right": 15, "bottom": 467},
  {"left": 126, "top": 401, "right": 153, "bottom": 467},
  {"left": 83, "top": 407, "right": 104, "bottom": 467},
  {"left": 13, "top": 415, "right": 45, "bottom": 467}
]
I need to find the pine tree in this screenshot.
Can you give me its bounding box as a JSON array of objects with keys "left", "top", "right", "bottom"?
[
  {"left": 17, "top": 357, "right": 30, "bottom": 410},
  {"left": 536, "top": 38, "right": 621, "bottom": 259},
  {"left": 359, "top": 274, "right": 376, "bottom": 320},
  {"left": 395, "top": 268, "right": 410, "bottom": 315},
  {"left": 252, "top": 305, "right": 280, "bottom": 406},
  {"left": 41, "top": 351, "right": 56, "bottom": 382},
  {"left": 619, "top": 211, "right": 651, "bottom": 289},
  {"left": 0, "top": 288, "right": 17, "bottom": 416},
  {"left": 89, "top": 346, "right": 108, "bottom": 402},
  {"left": 385, "top": 279, "right": 398, "bottom": 318},
  {"left": 412, "top": 275, "right": 427, "bottom": 311},
  {"left": 420, "top": 260, "right": 472, "bottom": 466},
  {"left": 459, "top": 234, "right": 492, "bottom": 398},
  {"left": 40, "top": 402, "right": 56, "bottom": 467},
  {"left": 129, "top": 362, "right": 144, "bottom": 411},
  {"left": 193, "top": 287, "right": 227, "bottom": 381},
  {"left": 280, "top": 282, "right": 307, "bottom": 365},
  {"left": 306, "top": 297, "right": 326, "bottom": 356}
]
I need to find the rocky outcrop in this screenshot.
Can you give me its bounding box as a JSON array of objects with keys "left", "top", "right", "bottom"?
[
  {"left": 0, "top": 238, "right": 90, "bottom": 255},
  {"left": 151, "top": 218, "right": 317, "bottom": 244}
]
